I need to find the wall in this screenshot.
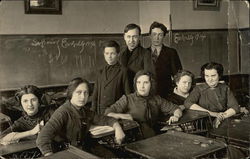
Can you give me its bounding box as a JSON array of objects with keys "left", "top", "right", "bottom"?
[
  {"left": 1, "top": 1, "right": 248, "bottom": 34},
  {"left": 0, "top": 1, "right": 139, "bottom": 34},
  {"left": 139, "top": 1, "right": 170, "bottom": 34},
  {"left": 170, "top": 0, "right": 229, "bottom": 30}
]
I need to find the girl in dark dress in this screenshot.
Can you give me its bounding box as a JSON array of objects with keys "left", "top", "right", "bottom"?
[
  {"left": 105, "top": 70, "right": 182, "bottom": 138},
  {"left": 0, "top": 85, "right": 54, "bottom": 145},
  {"left": 36, "top": 77, "right": 125, "bottom": 157}
]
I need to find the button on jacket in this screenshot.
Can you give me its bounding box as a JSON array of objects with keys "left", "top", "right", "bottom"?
[{"left": 91, "top": 63, "right": 131, "bottom": 114}]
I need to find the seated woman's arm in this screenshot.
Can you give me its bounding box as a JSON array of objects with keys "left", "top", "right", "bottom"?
[
  {"left": 0, "top": 121, "right": 43, "bottom": 145},
  {"left": 160, "top": 97, "right": 183, "bottom": 124},
  {"left": 216, "top": 87, "right": 240, "bottom": 121},
  {"left": 92, "top": 111, "right": 125, "bottom": 145},
  {"left": 36, "top": 110, "right": 66, "bottom": 156},
  {"left": 184, "top": 87, "right": 219, "bottom": 117},
  {"left": 104, "top": 95, "right": 133, "bottom": 120}
]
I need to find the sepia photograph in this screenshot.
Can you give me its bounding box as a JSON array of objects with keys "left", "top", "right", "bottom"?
[{"left": 0, "top": 0, "right": 249, "bottom": 158}]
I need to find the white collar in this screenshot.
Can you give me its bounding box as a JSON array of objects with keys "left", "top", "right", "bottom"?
[{"left": 173, "top": 87, "right": 189, "bottom": 98}]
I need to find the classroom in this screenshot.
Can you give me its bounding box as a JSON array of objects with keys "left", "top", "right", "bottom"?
[{"left": 0, "top": 0, "right": 249, "bottom": 158}]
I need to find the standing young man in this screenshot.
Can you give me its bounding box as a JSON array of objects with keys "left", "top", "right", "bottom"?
[
  {"left": 119, "top": 23, "right": 154, "bottom": 91},
  {"left": 91, "top": 40, "right": 131, "bottom": 114},
  {"left": 148, "top": 21, "right": 182, "bottom": 98}
]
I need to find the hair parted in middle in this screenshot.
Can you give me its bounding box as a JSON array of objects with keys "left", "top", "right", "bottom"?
[
  {"left": 15, "top": 85, "right": 44, "bottom": 107},
  {"left": 173, "top": 70, "right": 195, "bottom": 85},
  {"left": 133, "top": 70, "right": 157, "bottom": 96},
  {"left": 66, "top": 77, "right": 90, "bottom": 100},
  {"left": 200, "top": 62, "right": 224, "bottom": 79}
]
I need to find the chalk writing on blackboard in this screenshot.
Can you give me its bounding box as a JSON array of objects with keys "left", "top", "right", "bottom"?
[
  {"left": 29, "top": 38, "right": 96, "bottom": 66},
  {"left": 173, "top": 33, "right": 206, "bottom": 45}
]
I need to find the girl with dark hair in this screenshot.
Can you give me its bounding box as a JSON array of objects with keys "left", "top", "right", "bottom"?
[
  {"left": 184, "top": 62, "right": 240, "bottom": 128},
  {"left": 105, "top": 70, "right": 182, "bottom": 138},
  {"left": 0, "top": 85, "right": 54, "bottom": 145},
  {"left": 167, "top": 70, "right": 194, "bottom": 109},
  {"left": 36, "top": 77, "right": 125, "bottom": 157}
]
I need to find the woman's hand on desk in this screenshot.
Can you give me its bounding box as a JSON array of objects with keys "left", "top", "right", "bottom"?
[
  {"left": 167, "top": 115, "right": 179, "bottom": 125},
  {"left": 113, "top": 122, "right": 125, "bottom": 145},
  {"left": 107, "top": 113, "right": 133, "bottom": 120}
]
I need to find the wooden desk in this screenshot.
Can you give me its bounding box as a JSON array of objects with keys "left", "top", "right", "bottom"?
[
  {"left": 40, "top": 145, "right": 99, "bottom": 159},
  {"left": 159, "top": 110, "right": 212, "bottom": 134},
  {"left": 210, "top": 118, "right": 250, "bottom": 149},
  {"left": 125, "top": 131, "right": 226, "bottom": 159},
  {"left": 0, "top": 140, "right": 37, "bottom": 156}
]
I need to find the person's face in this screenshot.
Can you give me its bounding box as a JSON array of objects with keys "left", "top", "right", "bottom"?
[
  {"left": 150, "top": 28, "right": 164, "bottom": 47},
  {"left": 70, "top": 83, "right": 89, "bottom": 108},
  {"left": 136, "top": 75, "right": 151, "bottom": 96},
  {"left": 104, "top": 47, "right": 119, "bottom": 65},
  {"left": 204, "top": 69, "right": 219, "bottom": 88},
  {"left": 124, "top": 28, "right": 140, "bottom": 51},
  {"left": 176, "top": 75, "right": 192, "bottom": 95},
  {"left": 21, "top": 93, "right": 40, "bottom": 116}
]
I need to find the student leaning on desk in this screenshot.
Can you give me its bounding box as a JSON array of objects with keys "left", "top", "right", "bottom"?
[
  {"left": 0, "top": 85, "right": 54, "bottom": 145},
  {"left": 184, "top": 62, "right": 240, "bottom": 128},
  {"left": 36, "top": 77, "right": 125, "bottom": 157},
  {"left": 105, "top": 70, "right": 182, "bottom": 139}
]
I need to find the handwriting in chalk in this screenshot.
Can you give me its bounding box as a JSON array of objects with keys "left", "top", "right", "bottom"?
[
  {"left": 174, "top": 33, "right": 206, "bottom": 45},
  {"left": 29, "top": 38, "right": 96, "bottom": 68}
]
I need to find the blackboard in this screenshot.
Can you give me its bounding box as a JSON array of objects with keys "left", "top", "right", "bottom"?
[
  {"left": 171, "top": 30, "right": 230, "bottom": 76},
  {"left": 0, "top": 34, "right": 125, "bottom": 90},
  {"left": 239, "top": 29, "right": 250, "bottom": 74}
]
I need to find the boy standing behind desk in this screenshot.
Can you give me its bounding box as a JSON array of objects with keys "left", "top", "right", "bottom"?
[{"left": 91, "top": 40, "right": 131, "bottom": 114}]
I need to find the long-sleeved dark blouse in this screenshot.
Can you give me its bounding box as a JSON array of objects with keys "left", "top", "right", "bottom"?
[
  {"left": 105, "top": 93, "right": 179, "bottom": 138},
  {"left": 184, "top": 83, "right": 240, "bottom": 113},
  {"left": 0, "top": 106, "right": 54, "bottom": 138},
  {"left": 36, "top": 100, "right": 117, "bottom": 155}
]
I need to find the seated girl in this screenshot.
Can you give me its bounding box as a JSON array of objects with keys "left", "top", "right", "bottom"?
[
  {"left": 167, "top": 70, "right": 194, "bottom": 109},
  {"left": 36, "top": 77, "right": 125, "bottom": 157},
  {"left": 184, "top": 62, "right": 240, "bottom": 128},
  {"left": 105, "top": 70, "right": 182, "bottom": 138},
  {"left": 0, "top": 85, "right": 54, "bottom": 145}
]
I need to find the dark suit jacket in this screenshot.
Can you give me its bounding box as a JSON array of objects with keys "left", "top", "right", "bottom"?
[
  {"left": 148, "top": 45, "right": 182, "bottom": 97},
  {"left": 91, "top": 63, "right": 131, "bottom": 114},
  {"left": 120, "top": 44, "right": 154, "bottom": 90}
]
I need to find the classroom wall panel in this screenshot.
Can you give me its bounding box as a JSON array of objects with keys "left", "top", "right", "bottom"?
[
  {"left": 138, "top": 1, "right": 170, "bottom": 34},
  {"left": 0, "top": 1, "right": 139, "bottom": 34},
  {"left": 170, "top": 1, "right": 229, "bottom": 30}
]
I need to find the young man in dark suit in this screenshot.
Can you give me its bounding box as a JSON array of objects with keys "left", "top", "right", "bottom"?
[
  {"left": 119, "top": 23, "right": 154, "bottom": 91},
  {"left": 148, "top": 21, "right": 182, "bottom": 98},
  {"left": 91, "top": 40, "right": 131, "bottom": 114}
]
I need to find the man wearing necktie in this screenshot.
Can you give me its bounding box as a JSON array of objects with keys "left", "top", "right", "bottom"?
[
  {"left": 119, "top": 23, "right": 154, "bottom": 91},
  {"left": 148, "top": 21, "right": 182, "bottom": 98}
]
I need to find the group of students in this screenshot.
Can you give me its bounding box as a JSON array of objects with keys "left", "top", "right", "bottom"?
[{"left": 0, "top": 21, "right": 242, "bottom": 158}]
